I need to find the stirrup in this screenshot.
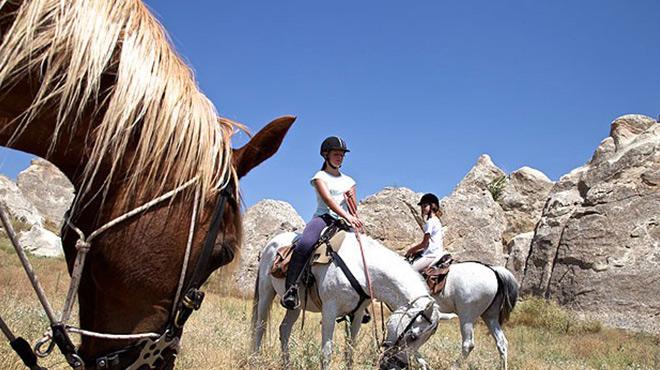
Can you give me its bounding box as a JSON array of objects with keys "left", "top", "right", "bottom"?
[{"left": 280, "top": 285, "right": 300, "bottom": 310}]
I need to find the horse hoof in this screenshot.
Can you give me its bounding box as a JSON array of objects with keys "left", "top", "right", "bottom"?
[{"left": 361, "top": 312, "right": 371, "bottom": 324}]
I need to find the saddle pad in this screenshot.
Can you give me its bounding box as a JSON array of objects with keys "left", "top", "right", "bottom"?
[
  {"left": 423, "top": 254, "right": 453, "bottom": 295},
  {"left": 270, "top": 231, "right": 347, "bottom": 278},
  {"left": 313, "top": 230, "right": 346, "bottom": 264}
]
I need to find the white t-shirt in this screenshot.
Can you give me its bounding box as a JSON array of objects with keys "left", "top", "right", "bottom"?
[
  {"left": 422, "top": 216, "right": 444, "bottom": 257},
  {"left": 311, "top": 170, "right": 356, "bottom": 219}
]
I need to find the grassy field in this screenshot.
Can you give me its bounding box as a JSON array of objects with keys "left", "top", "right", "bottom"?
[{"left": 0, "top": 242, "right": 658, "bottom": 369}]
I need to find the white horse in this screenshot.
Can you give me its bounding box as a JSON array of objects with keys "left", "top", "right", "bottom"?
[
  {"left": 251, "top": 231, "right": 456, "bottom": 369},
  {"left": 430, "top": 261, "right": 518, "bottom": 370}
]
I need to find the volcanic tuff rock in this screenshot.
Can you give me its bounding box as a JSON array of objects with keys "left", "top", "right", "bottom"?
[
  {"left": 17, "top": 158, "right": 74, "bottom": 228},
  {"left": 0, "top": 173, "right": 63, "bottom": 257},
  {"left": 439, "top": 155, "right": 508, "bottom": 265},
  {"left": 497, "top": 167, "right": 554, "bottom": 244},
  {"left": 235, "top": 199, "right": 304, "bottom": 296},
  {"left": 0, "top": 175, "right": 44, "bottom": 227},
  {"left": 358, "top": 187, "right": 424, "bottom": 251},
  {"left": 504, "top": 232, "right": 534, "bottom": 282},
  {"left": 522, "top": 114, "right": 660, "bottom": 334},
  {"left": 17, "top": 226, "right": 62, "bottom": 257}
]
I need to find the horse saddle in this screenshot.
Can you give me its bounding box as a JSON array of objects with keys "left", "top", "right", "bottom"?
[
  {"left": 270, "top": 225, "right": 348, "bottom": 279},
  {"left": 422, "top": 253, "right": 453, "bottom": 295}
]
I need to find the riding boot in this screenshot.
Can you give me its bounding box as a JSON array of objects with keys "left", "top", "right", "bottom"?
[{"left": 281, "top": 247, "right": 307, "bottom": 310}]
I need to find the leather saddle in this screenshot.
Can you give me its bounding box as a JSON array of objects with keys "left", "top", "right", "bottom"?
[
  {"left": 422, "top": 253, "right": 453, "bottom": 295},
  {"left": 270, "top": 220, "right": 349, "bottom": 279}
]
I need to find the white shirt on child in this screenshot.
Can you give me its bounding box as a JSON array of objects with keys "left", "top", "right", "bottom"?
[
  {"left": 311, "top": 170, "right": 356, "bottom": 219},
  {"left": 422, "top": 216, "right": 444, "bottom": 257}
]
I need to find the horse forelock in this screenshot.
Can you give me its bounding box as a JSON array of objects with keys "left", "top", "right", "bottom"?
[{"left": 0, "top": 0, "right": 238, "bottom": 212}]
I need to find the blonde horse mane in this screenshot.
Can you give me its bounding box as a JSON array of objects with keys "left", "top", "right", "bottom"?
[{"left": 0, "top": 0, "right": 238, "bottom": 209}]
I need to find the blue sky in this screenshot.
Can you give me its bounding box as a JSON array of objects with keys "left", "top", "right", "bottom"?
[{"left": 1, "top": 0, "right": 658, "bottom": 218}]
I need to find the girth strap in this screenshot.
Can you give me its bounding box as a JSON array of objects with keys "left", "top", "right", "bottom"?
[{"left": 329, "top": 249, "right": 371, "bottom": 320}]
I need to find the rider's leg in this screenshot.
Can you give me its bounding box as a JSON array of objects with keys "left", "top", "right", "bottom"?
[
  {"left": 411, "top": 255, "right": 436, "bottom": 273},
  {"left": 281, "top": 216, "right": 328, "bottom": 309}
]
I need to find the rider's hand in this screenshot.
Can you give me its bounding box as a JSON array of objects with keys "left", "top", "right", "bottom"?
[{"left": 348, "top": 215, "right": 363, "bottom": 230}]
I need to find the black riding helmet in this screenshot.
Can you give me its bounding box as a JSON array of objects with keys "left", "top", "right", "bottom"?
[
  {"left": 418, "top": 193, "right": 439, "bottom": 206},
  {"left": 320, "top": 136, "right": 350, "bottom": 156}
]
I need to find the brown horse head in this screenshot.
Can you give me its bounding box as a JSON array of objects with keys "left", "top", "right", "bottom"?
[{"left": 0, "top": 0, "right": 295, "bottom": 368}]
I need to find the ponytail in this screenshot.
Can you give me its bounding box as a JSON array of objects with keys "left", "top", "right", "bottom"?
[{"left": 425, "top": 203, "right": 442, "bottom": 220}]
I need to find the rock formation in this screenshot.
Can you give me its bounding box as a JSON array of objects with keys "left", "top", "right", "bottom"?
[
  {"left": 17, "top": 158, "right": 74, "bottom": 228},
  {"left": 234, "top": 199, "right": 305, "bottom": 296},
  {"left": 522, "top": 114, "right": 659, "bottom": 334},
  {"left": 358, "top": 187, "right": 424, "bottom": 252}
]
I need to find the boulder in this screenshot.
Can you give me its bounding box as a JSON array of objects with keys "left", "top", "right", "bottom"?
[
  {"left": 17, "top": 158, "right": 74, "bottom": 228},
  {"left": 358, "top": 187, "right": 424, "bottom": 252},
  {"left": 522, "top": 115, "right": 660, "bottom": 334},
  {"left": 439, "top": 155, "right": 507, "bottom": 265},
  {"left": 0, "top": 175, "right": 44, "bottom": 228},
  {"left": 17, "top": 225, "right": 63, "bottom": 257},
  {"left": 497, "top": 167, "right": 554, "bottom": 243},
  {"left": 504, "top": 232, "right": 534, "bottom": 282},
  {"left": 234, "top": 199, "right": 304, "bottom": 296},
  {"left": 455, "top": 154, "right": 506, "bottom": 193}
]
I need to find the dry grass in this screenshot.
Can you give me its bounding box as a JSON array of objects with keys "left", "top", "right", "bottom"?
[{"left": 1, "top": 247, "right": 658, "bottom": 369}]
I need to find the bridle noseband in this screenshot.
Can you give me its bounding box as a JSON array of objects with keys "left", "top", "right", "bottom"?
[{"left": 380, "top": 296, "right": 438, "bottom": 369}]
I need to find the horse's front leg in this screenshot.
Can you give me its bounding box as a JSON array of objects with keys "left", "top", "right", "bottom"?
[
  {"left": 321, "top": 303, "right": 338, "bottom": 369},
  {"left": 343, "top": 310, "right": 363, "bottom": 370},
  {"left": 414, "top": 352, "right": 431, "bottom": 370},
  {"left": 279, "top": 307, "right": 301, "bottom": 368}
]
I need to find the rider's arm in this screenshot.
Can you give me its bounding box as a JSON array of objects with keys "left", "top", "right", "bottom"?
[
  {"left": 313, "top": 180, "right": 362, "bottom": 229},
  {"left": 405, "top": 234, "right": 430, "bottom": 257}
]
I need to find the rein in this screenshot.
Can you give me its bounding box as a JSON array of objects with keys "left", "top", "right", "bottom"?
[
  {"left": 343, "top": 192, "right": 380, "bottom": 347},
  {"left": 0, "top": 178, "right": 234, "bottom": 370}
]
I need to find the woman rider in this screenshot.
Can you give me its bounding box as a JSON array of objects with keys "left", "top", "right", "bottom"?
[{"left": 281, "top": 136, "right": 363, "bottom": 309}]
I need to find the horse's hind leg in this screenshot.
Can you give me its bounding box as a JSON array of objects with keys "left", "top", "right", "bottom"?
[
  {"left": 482, "top": 296, "right": 508, "bottom": 370},
  {"left": 452, "top": 318, "right": 475, "bottom": 369},
  {"left": 279, "top": 307, "right": 301, "bottom": 368},
  {"left": 483, "top": 316, "right": 508, "bottom": 370}
]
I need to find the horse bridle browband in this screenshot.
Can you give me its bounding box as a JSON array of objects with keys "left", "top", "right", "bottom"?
[{"left": 0, "top": 179, "right": 235, "bottom": 370}]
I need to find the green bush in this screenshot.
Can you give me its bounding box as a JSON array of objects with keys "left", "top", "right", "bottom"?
[{"left": 487, "top": 175, "right": 508, "bottom": 201}]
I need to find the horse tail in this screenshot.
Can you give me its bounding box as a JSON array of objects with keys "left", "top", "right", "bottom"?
[{"left": 491, "top": 266, "right": 519, "bottom": 325}]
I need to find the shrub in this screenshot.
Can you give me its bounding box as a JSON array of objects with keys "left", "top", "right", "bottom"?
[{"left": 487, "top": 175, "right": 508, "bottom": 201}]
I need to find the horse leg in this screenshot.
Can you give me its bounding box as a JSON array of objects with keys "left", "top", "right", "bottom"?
[
  {"left": 452, "top": 318, "right": 475, "bottom": 369},
  {"left": 343, "top": 312, "right": 363, "bottom": 369},
  {"left": 414, "top": 352, "right": 431, "bottom": 370},
  {"left": 484, "top": 317, "right": 508, "bottom": 370},
  {"left": 320, "top": 304, "right": 338, "bottom": 369},
  {"left": 279, "top": 307, "right": 301, "bottom": 368},
  {"left": 252, "top": 277, "right": 277, "bottom": 352}
]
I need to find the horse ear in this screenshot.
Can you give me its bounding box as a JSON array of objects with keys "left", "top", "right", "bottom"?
[{"left": 232, "top": 115, "right": 296, "bottom": 179}]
